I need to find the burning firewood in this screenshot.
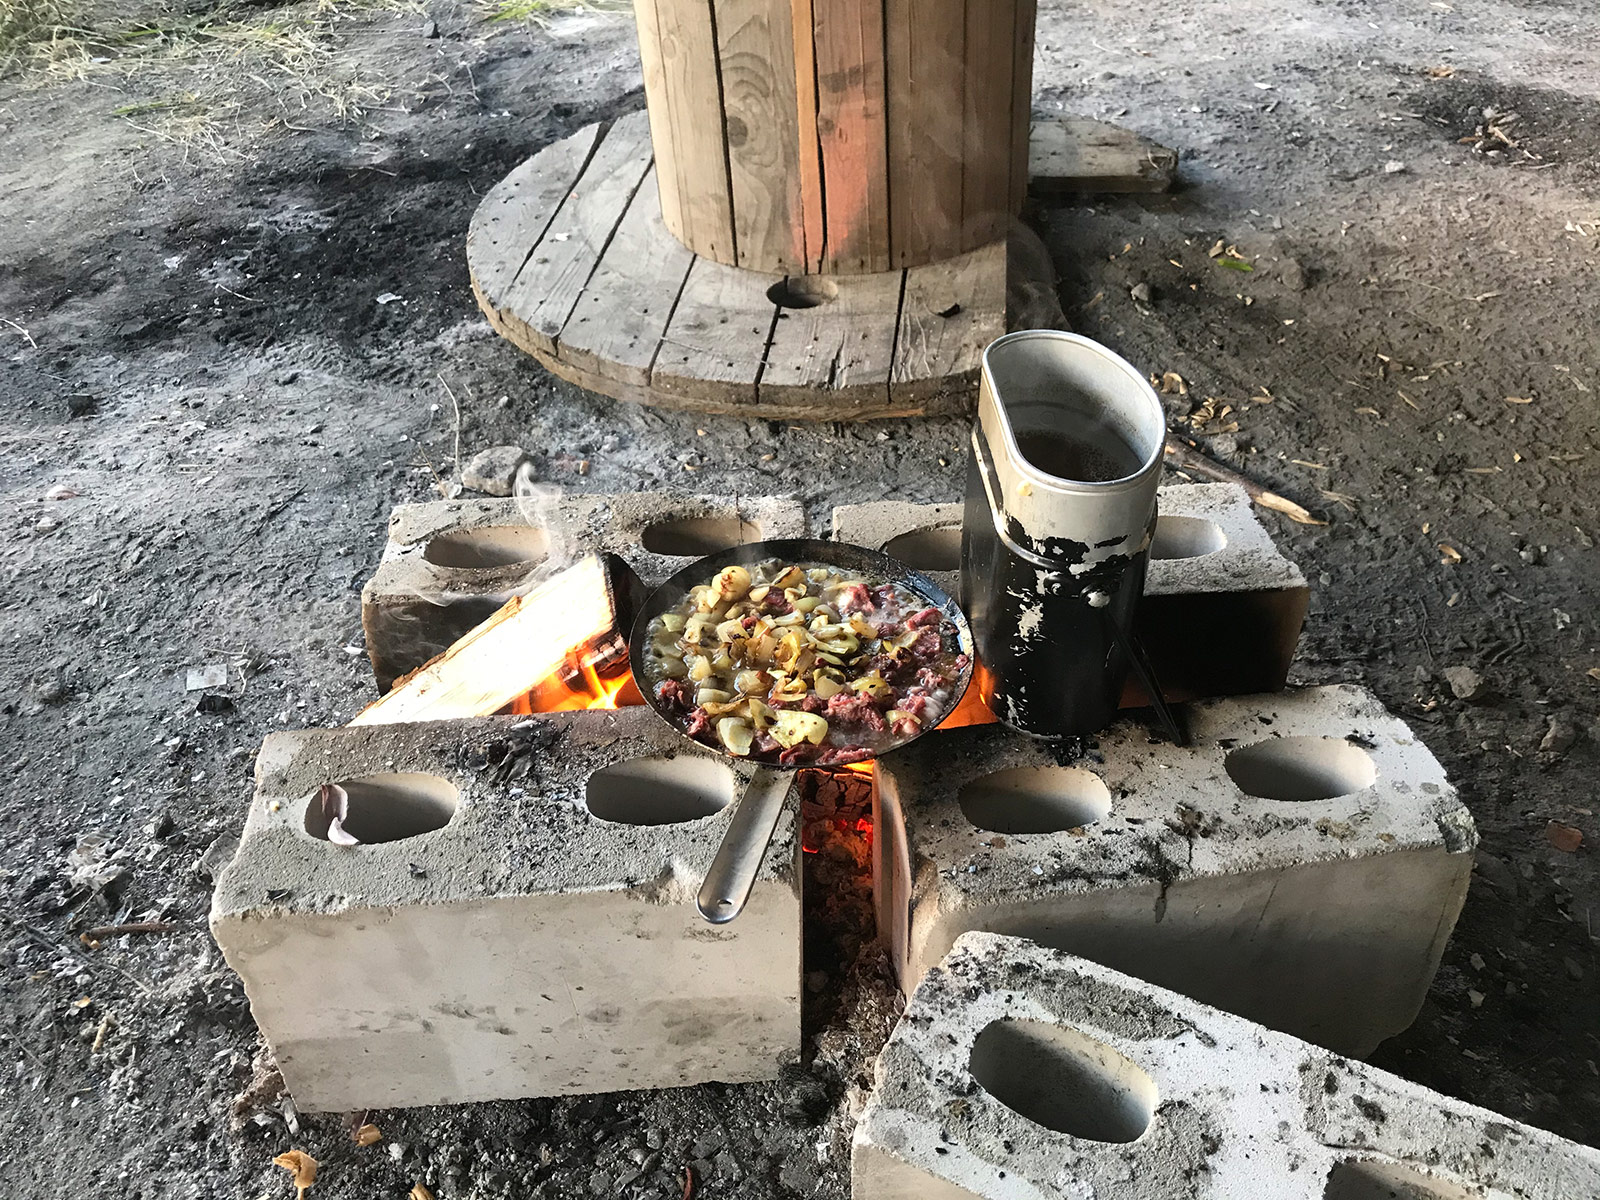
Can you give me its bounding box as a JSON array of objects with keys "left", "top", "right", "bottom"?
[{"left": 350, "top": 554, "right": 644, "bottom": 726}]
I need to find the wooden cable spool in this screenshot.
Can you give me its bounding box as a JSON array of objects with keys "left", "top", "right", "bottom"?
[{"left": 634, "top": 0, "right": 1037, "bottom": 275}]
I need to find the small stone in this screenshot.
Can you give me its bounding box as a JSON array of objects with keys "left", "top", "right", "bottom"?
[
  {"left": 806, "top": 970, "right": 828, "bottom": 994},
  {"left": 1565, "top": 957, "right": 1584, "bottom": 981},
  {"left": 421, "top": 18, "right": 439, "bottom": 37},
  {"left": 1468, "top": 989, "right": 1485, "bottom": 1008},
  {"left": 462, "top": 445, "right": 531, "bottom": 497},
  {"left": 1441, "top": 666, "right": 1483, "bottom": 702},
  {"left": 195, "top": 835, "right": 238, "bottom": 883},
  {"left": 33, "top": 673, "right": 66, "bottom": 705},
  {"left": 1281, "top": 256, "right": 1309, "bottom": 292},
  {"left": 35, "top": 515, "right": 60, "bottom": 534},
  {"left": 1383, "top": 160, "right": 1407, "bottom": 174},
  {"left": 67, "top": 394, "right": 97, "bottom": 417},
  {"left": 146, "top": 811, "right": 176, "bottom": 839},
  {"left": 1539, "top": 719, "right": 1578, "bottom": 757},
  {"left": 1130, "top": 281, "right": 1153, "bottom": 304},
  {"left": 1469, "top": 953, "right": 1485, "bottom": 971}
]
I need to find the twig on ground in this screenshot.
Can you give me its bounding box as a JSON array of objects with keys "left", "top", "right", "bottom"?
[
  {"left": 1, "top": 316, "right": 38, "bottom": 348},
  {"left": 437, "top": 372, "right": 464, "bottom": 493},
  {"left": 80, "top": 920, "right": 177, "bottom": 942},
  {"left": 1164, "top": 434, "right": 1327, "bottom": 526}
]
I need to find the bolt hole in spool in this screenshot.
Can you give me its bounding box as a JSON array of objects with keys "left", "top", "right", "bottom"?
[
  {"left": 585, "top": 756, "right": 735, "bottom": 826},
  {"left": 968, "top": 1018, "right": 1158, "bottom": 1143},
  {"left": 959, "top": 766, "right": 1112, "bottom": 834},
  {"left": 640, "top": 517, "right": 762, "bottom": 557},
  {"left": 422, "top": 526, "right": 551, "bottom": 569},
  {"left": 1224, "top": 736, "right": 1377, "bottom": 802},
  {"left": 766, "top": 276, "right": 840, "bottom": 310},
  {"left": 883, "top": 526, "right": 963, "bottom": 573},
  {"left": 1148, "top": 515, "right": 1227, "bottom": 561},
  {"left": 1323, "top": 1158, "right": 1477, "bottom": 1200},
  {"left": 304, "top": 773, "right": 459, "bottom": 844}
]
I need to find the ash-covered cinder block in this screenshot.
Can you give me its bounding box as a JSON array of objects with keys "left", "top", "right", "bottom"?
[
  {"left": 362, "top": 492, "right": 806, "bottom": 690},
  {"left": 873, "top": 684, "right": 1475, "bottom": 1058},
  {"left": 209, "top": 707, "right": 801, "bottom": 1111},
  {"left": 833, "top": 483, "right": 1309, "bottom": 703},
  {"left": 853, "top": 933, "right": 1600, "bottom": 1200}
]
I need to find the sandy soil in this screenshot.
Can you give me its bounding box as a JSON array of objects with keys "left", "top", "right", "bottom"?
[{"left": 1, "top": 0, "right": 1596, "bottom": 1196}]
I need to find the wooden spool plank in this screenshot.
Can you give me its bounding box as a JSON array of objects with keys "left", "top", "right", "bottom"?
[
  {"left": 466, "top": 123, "right": 602, "bottom": 311},
  {"left": 1009, "top": 0, "right": 1038, "bottom": 211},
  {"left": 890, "top": 240, "right": 1006, "bottom": 407},
  {"left": 788, "top": 0, "right": 825, "bottom": 272},
  {"left": 761, "top": 269, "right": 904, "bottom": 409},
  {"left": 715, "top": 0, "right": 806, "bottom": 272},
  {"left": 500, "top": 112, "right": 656, "bottom": 355},
  {"left": 652, "top": 254, "right": 781, "bottom": 406},
  {"left": 632, "top": 0, "right": 683, "bottom": 239},
  {"left": 650, "top": 0, "right": 737, "bottom": 262},
  {"left": 1029, "top": 115, "right": 1180, "bottom": 194},
  {"left": 555, "top": 165, "right": 694, "bottom": 390},
  {"left": 811, "top": 0, "right": 891, "bottom": 274},
  {"left": 471, "top": 119, "right": 1015, "bottom": 420},
  {"left": 961, "top": 0, "right": 1018, "bottom": 249},
  {"left": 886, "top": 0, "right": 966, "bottom": 268}
]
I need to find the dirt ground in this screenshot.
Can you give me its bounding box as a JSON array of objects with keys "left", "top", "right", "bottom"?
[{"left": 2, "top": 0, "right": 1597, "bottom": 1196}]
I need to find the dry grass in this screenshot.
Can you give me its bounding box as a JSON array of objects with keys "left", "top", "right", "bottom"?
[
  {"left": 480, "top": 0, "right": 628, "bottom": 22},
  {"left": 1, "top": 1, "right": 432, "bottom": 160}
]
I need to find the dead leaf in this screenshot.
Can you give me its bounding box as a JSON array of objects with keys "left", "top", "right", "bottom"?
[
  {"left": 1256, "top": 492, "right": 1327, "bottom": 526},
  {"left": 273, "top": 1150, "right": 318, "bottom": 1200},
  {"left": 1587, "top": 668, "right": 1600, "bottom": 683},
  {"left": 1438, "top": 543, "right": 1462, "bottom": 564},
  {"left": 1546, "top": 822, "right": 1584, "bottom": 853},
  {"left": 355, "top": 1124, "right": 381, "bottom": 1147},
  {"left": 1426, "top": 64, "right": 1456, "bottom": 78},
  {"left": 1208, "top": 239, "right": 1225, "bottom": 258},
  {"left": 1153, "top": 371, "right": 1188, "bottom": 396},
  {"left": 410, "top": 1186, "right": 436, "bottom": 1200}
]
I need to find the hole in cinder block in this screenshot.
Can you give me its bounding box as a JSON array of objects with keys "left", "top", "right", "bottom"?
[
  {"left": 422, "top": 525, "right": 550, "bottom": 569},
  {"left": 1224, "top": 736, "right": 1377, "bottom": 801},
  {"left": 1149, "top": 514, "right": 1227, "bottom": 560},
  {"left": 304, "top": 773, "right": 459, "bottom": 844},
  {"left": 640, "top": 517, "right": 762, "bottom": 557},
  {"left": 883, "top": 526, "right": 962, "bottom": 573},
  {"left": 585, "top": 755, "right": 735, "bottom": 825},
  {"left": 1324, "top": 1158, "right": 1477, "bottom": 1200},
  {"left": 969, "top": 1018, "right": 1158, "bottom": 1143},
  {"left": 959, "top": 766, "right": 1112, "bottom": 833}
]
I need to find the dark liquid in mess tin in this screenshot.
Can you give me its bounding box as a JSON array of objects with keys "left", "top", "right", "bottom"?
[{"left": 1014, "top": 429, "right": 1142, "bottom": 484}]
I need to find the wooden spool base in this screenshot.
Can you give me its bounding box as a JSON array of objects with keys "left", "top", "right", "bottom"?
[{"left": 468, "top": 110, "right": 1176, "bottom": 421}]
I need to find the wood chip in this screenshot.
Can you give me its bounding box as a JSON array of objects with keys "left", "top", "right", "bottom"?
[
  {"left": 1438, "top": 543, "right": 1462, "bottom": 564},
  {"left": 273, "top": 1150, "right": 318, "bottom": 1200},
  {"left": 355, "top": 1124, "right": 382, "bottom": 1147},
  {"left": 1546, "top": 822, "right": 1584, "bottom": 853},
  {"left": 1504, "top": 396, "right": 1534, "bottom": 404}
]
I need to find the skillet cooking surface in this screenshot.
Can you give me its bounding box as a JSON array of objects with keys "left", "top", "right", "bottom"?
[{"left": 628, "top": 537, "right": 976, "bottom": 768}]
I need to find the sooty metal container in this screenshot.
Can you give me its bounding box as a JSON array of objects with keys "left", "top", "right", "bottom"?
[{"left": 962, "top": 331, "right": 1167, "bottom": 737}]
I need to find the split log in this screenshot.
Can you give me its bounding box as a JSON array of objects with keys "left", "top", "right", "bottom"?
[{"left": 350, "top": 555, "right": 645, "bottom": 726}]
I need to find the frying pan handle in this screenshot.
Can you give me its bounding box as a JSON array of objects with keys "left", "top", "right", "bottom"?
[{"left": 697, "top": 765, "right": 789, "bottom": 925}]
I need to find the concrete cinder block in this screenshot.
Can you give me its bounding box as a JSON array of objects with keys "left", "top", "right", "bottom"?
[
  {"left": 362, "top": 492, "right": 807, "bottom": 690},
  {"left": 209, "top": 706, "right": 801, "bottom": 1111},
  {"left": 872, "top": 684, "right": 1476, "bottom": 1057},
  {"left": 832, "top": 483, "right": 1309, "bottom": 703},
  {"left": 853, "top": 932, "right": 1600, "bottom": 1200}
]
